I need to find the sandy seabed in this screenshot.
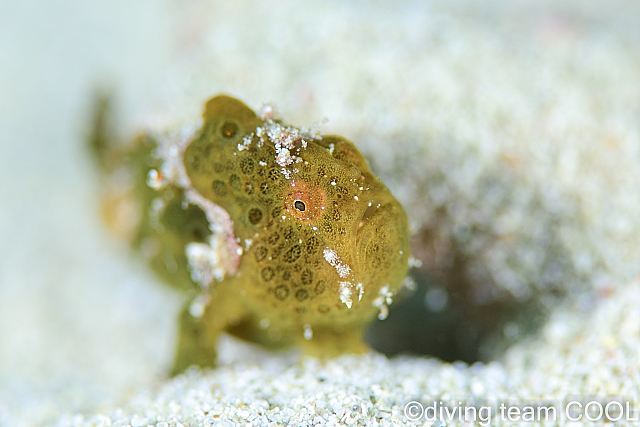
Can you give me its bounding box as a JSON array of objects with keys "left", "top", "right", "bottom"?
[{"left": 1, "top": 1, "right": 639, "bottom": 426}]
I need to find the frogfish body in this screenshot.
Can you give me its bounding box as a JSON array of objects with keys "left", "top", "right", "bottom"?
[{"left": 93, "top": 95, "right": 410, "bottom": 374}]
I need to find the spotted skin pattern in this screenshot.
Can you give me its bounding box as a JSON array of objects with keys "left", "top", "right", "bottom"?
[{"left": 94, "top": 95, "right": 410, "bottom": 375}]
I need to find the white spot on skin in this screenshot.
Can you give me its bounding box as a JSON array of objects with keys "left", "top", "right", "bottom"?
[
  {"left": 259, "top": 103, "right": 277, "bottom": 120},
  {"left": 188, "top": 293, "right": 210, "bottom": 318},
  {"left": 185, "top": 241, "right": 228, "bottom": 288},
  {"left": 146, "top": 169, "right": 165, "bottom": 190},
  {"left": 372, "top": 284, "right": 395, "bottom": 320},
  {"left": 303, "top": 324, "right": 313, "bottom": 340},
  {"left": 409, "top": 256, "right": 423, "bottom": 268},
  {"left": 356, "top": 283, "right": 365, "bottom": 301},
  {"left": 276, "top": 147, "right": 293, "bottom": 166},
  {"left": 280, "top": 167, "right": 292, "bottom": 179},
  {"left": 250, "top": 116, "right": 324, "bottom": 176},
  {"left": 237, "top": 134, "right": 253, "bottom": 152},
  {"left": 266, "top": 121, "right": 305, "bottom": 168},
  {"left": 323, "top": 248, "right": 351, "bottom": 278},
  {"left": 259, "top": 318, "right": 270, "bottom": 329},
  {"left": 402, "top": 276, "right": 417, "bottom": 292},
  {"left": 339, "top": 281, "right": 354, "bottom": 308}
]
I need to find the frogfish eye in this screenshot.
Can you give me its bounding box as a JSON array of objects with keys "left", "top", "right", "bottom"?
[{"left": 285, "top": 181, "right": 325, "bottom": 223}]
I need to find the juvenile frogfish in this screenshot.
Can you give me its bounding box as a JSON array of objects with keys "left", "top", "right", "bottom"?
[{"left": 92, "top": 95, "right": 410, "bottom": 375}]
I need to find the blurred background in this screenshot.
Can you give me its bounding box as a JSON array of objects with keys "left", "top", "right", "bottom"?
[{"left": 1, "top": 0, "right": 640, "bottom": 425}]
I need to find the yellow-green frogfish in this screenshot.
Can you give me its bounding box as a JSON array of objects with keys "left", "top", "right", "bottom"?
[{"left": 91, "top": 95, "right": 410, "bottom": 375}]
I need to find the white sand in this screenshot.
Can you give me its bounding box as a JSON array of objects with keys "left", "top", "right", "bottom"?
[
  {"left": 57, "top": 281, "right": 639, "bottom": 426},
  {"left": 1, "top": 0, "right": 639, "bottom": 426}
]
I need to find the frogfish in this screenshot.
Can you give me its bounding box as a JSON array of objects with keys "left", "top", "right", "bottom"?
[{"left": 91, "top": 95, "right": 410, "bottom": 374}]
